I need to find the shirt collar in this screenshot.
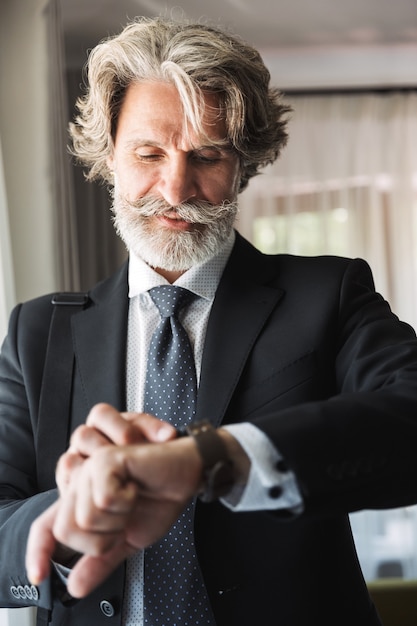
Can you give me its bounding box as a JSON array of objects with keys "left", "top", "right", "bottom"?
[{"left": 128, "top": 230, "right": 235, "bottom": 302}]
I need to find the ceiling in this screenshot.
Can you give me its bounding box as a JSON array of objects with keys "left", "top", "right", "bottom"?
[{"left": 61, "top": 0, "right": 417, "bottom": 90}]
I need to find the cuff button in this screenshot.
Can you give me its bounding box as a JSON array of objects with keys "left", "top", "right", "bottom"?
[
  {"left": 30, "top": 585, "right": 39, "bottom": 601},
  {"left": 269, "top": 485, "right": 283, "bottom": 499},
  {"left": 276, "top": 459, "right": 289, "bottom": 473}
]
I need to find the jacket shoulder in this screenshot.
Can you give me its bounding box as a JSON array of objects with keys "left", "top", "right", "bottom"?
[{"left": 232, "top": 233, "right": 373, "bottom": 289}]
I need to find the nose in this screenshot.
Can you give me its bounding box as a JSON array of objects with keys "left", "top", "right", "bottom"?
[{"left": 157, "top": 156, "right": 198, "bottom": 206}]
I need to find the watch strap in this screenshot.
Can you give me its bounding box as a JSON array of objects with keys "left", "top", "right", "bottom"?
[{"left": 178, "top": 421, "right": 235, "bottom": 502}]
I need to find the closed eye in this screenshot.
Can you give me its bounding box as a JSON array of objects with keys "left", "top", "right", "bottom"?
[
  {"left": 192, "top": 147, "right": 228, "bottom": 165},
  {"left": 193, "top": 154, "right": 221, "bottom": 164},
  {"left": 135, "top": 152, "right": 163, "bottom": 162}
]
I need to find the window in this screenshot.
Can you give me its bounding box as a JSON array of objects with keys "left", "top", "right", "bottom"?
[{"left": 254, "top": 206, "right": 350, "bottom": 257}]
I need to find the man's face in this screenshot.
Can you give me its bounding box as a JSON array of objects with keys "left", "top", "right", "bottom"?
[{"left": 107, "top": 81, "right": 241, "bottom": 278}]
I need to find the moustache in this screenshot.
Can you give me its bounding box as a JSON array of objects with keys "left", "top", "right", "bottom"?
[{"left": 120, "top": 196, "right": 238, "bottom": 225}]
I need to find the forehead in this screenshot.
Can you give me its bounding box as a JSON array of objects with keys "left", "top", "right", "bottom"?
[{"left": 115, "top": 81, "right": 228, "bottom": 146}]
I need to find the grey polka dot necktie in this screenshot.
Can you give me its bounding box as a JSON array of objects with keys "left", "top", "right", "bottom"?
[
  {"left": 143, "top": 285, "right": 215, "bottom": 625},
  {"left": 144, "top": 286, "right": 197, "bottom": 426}
]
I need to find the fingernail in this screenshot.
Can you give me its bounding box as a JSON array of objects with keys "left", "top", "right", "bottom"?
[
  {"left": 27, "top": 569, "right": 41, "bottom": 586},
  {"left": 156, "top": 424, "right": 174, "bottom": 441}
]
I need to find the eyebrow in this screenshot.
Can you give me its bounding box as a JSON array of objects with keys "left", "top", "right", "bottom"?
[
  {"left": 125, "top": 139, "right": 163, "bottom": 150},
  {"left": 125, "top": 138, "right": 233, "bottom": 152}
]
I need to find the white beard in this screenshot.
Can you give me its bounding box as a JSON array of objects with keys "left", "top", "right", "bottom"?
[{"left": 111, "top": 192, "right": 238, "bottom": 272}]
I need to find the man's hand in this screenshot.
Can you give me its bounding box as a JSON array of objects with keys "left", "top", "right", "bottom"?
[
  {"left": 26, "top": 404, "right": 250, "bottom": 598},
  {"left": 26, "top": 403, "right": 184, "bottom": 597},
  {"left": 27, "top": 436, "right": 203, "bottom": 597},
  {"left": 56, "top": 403, "right": 177, "bottom": 494}
]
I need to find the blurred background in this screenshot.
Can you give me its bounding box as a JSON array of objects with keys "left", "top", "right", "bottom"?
[{"left": 0, "top": 0, "right": 417, "bottom": 623}]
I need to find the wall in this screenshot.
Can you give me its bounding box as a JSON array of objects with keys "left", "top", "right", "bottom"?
[
  {"left": 261, "top": 44, "right": 417, "bottom": 91},
  {"left": 0, "top": 0, "right": 58, "bottom": 309},
  {"left": 0, "top": 1, "right": 56, "bottom": 621}
]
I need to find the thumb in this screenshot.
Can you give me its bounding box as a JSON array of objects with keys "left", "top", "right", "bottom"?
[
  {"left": 126, "top": 412, "right": 177, "bottom": 443},
  {"left": 26, "top": 501, "right": 60, "bottom": 586}
]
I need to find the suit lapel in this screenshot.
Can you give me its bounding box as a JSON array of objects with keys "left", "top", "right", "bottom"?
[
  {"left": 70, "top": 236, "right": 284, "bottom": 427},
  {"left": 72, "top": 263, "right": 129, "bottom": 413},
  {"left": 196, "top": 234, "right": 284, "bottom": 426}
]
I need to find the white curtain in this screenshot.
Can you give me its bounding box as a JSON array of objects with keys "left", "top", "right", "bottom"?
[
  {"left": 0, "top": 0, "right": 70, "bottom": 622},
  {"left": 238, "top": 92, "right": 417, "bottom": 328},
  {"left": 46, "top": 0, "right": 81, "bottom": 291},
  {"left": 238, "top": 91, "right": 417, "bottom": 582}
]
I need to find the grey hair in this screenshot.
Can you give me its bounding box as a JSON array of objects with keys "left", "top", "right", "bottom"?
[{"left": 69, "top": 16, "right": 291, "bottom": 191}]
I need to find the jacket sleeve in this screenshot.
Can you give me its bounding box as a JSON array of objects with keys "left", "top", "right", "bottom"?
[
  {"left": 0, "top": 301, "right": 57, "bottom": 610},
  {"left": 253, "top": 258, "right": 417, "bottom": 516}
]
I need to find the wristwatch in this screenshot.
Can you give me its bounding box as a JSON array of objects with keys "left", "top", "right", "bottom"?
[{"left": 177, "top": 421, "right": 235, "bottom": 502}]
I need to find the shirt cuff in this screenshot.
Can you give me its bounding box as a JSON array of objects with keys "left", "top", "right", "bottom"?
[
  {"left": 220, "top": 422, "right": 304, "bottom": 513},
  {"left": 53, "top": 561, "right": 71, "bottom": 584}
]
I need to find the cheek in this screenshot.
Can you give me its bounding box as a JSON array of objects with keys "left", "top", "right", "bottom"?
[
  {"left": 205, "top": 165, "right": 241, "bottom": 203},
  {"left": 116, "top": 168, "right": 156, "bottom": 200}
]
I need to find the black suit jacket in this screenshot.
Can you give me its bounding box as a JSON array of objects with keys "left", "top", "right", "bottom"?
[{"left": 1, "top": 233, "right": 417, "bottom": 625}]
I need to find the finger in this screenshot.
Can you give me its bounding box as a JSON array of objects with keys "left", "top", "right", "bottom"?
[
  {"left": 86, "top": 403, "right": 149, "bottom": 445},
  {"left": 126, "top": 412, "right": 177, "bottom": 442},
  {"left": 87, "top": 403, "right": 176, "bottom": 445},
  {"left": 53, "top": 489, "right": 123, "bottom": 556},
  {"left": 56, "top": 450, "right": 84, "bottom": 493},
  {"left": 69, "top": 423, "right": 113, "bottom": 456},
  {"left": 26, "top": 502, "right": 60, "bottom": 585},
  {"left": 67, "top": 546, "right": 134, "bottom": 598},
  {"left": 55, "top": 454, "right": 135, "bottom": 550},
  {"left": 78, "top": 450, "right": 139, "bottom": 519}
]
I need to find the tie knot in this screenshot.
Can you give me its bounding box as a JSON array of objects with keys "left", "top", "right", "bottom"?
[{"left": 149, "top": 285, "right": 195, "bottom": 319}]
